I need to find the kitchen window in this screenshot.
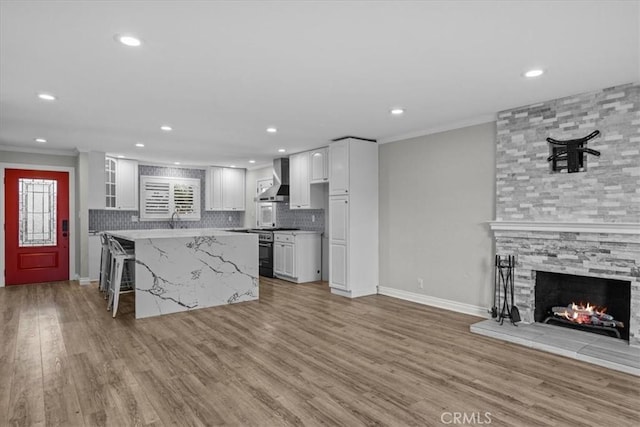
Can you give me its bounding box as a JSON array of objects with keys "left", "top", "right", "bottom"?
[{"left": 140, "top": 176, "right": 201, "bottom": 221}]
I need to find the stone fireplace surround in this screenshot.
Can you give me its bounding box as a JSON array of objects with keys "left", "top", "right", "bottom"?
[
  {"left": 489, "top": 221, "right": 639, "bottom": 348},
  {"left": 471, "top": 83, "right": 640, "bottom": 373}
]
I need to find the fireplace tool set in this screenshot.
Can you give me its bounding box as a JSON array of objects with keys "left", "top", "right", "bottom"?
[{"left": 493, "top": 255, "right": 520, "bottom": 325}]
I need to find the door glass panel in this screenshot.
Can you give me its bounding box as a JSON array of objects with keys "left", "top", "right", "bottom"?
[{"left": 18, "top": 178, "right": 57, "bottom": 247}]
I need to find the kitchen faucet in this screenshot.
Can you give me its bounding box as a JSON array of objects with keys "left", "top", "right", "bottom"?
[{"left": 169, "top": 210, "right": 181, "bottom": 229}]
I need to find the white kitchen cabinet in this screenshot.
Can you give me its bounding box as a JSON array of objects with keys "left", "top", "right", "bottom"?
[
  {"left": 206, "top": 167, "right": 224, "bottom": 210},
  {"left": 104, "top": 156, "right": 139, "bottom": 210},
  {"left": 289, "top": 152, "right": 310, "bottom": 208},
  {"left": 205, "top": 166, "right": 245, "bottom": 211},
  {"left": 105, "top": 156, "right": 117, "bottom": 209},
  {"left": 328, "top": 138, "right": 378, "bottom": 298},
  {"left": 274, "top": 242, "right": 295, "bottom": 278},
  {"left": 310, "top": 147, "right": 329, "bottom": 183},
  {"left": 115, "top": 159, "right": 139, "bottom": 210},
  {"left": 329, "top": 243, "right": 347, "bottom": 290},
  {"left": 290, "top": 151, "right": 324, "bottom": 210},
  {"left": 273, "top": 231, "right": 321, "bottom": 283},
  {"left": 222, "top": 168, "right": 245, "bottom": 210},
  {"left": 88, "top": 234, "right": 102, "bottom": 281},
  {"left": 329, "top": 196, "right": 348, "bottom": 245},
  {"left": 329, "top": 140, "right": 349, "bottom": 195}
]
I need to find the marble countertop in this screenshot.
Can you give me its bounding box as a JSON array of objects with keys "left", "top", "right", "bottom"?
[{"left": 105, "top": 228, "right": 253, "bottom": 240}]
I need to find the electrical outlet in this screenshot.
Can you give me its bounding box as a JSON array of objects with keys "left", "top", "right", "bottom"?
[
  {"left": 131, "top": 215, "right": 138, "bottom": 222},
  {"left": 228, "top": 216, "right": 232, "bottom": 222},
  {"left": 312, "top": 215, "right": 316, "bottom": 222},
  {"left": 417, "top": 278, "right": 424, "bottom": 289}
]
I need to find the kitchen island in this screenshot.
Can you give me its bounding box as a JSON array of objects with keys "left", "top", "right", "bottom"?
[{"left": 106, "top": 229, "right": 258, "bottom": 319}]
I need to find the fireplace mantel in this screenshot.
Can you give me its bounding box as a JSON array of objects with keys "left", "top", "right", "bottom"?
[{"left": 489, "top": 221, "right": 640, "bottom": 235}]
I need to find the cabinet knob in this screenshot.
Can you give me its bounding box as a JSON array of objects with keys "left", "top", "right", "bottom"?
[{"left": 345, "top": 190, "right": 348, "bottom": 193}]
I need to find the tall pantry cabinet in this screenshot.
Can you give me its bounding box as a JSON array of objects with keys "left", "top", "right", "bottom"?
[{"left": 328, "top": 137, "right": 378, "bottom": 298}]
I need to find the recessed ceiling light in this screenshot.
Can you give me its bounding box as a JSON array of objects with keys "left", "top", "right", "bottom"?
[
  {"left": 117, "top": 155, "right": 125, "bottom": 159},
  {"left": 278, "top": 148, "right": 286, "bottom": 153},
  {"left": 248, "top": 160, "right": 256, "bottom": 164},
  {"left": 390, "top": 108, "right": 405, "bottom": 115},
  {"left": 34, "top": 138, "right": 47, "bottom": 143},
  {"left": 174, "top": 162, "right": 180, "bottom": 165},
  {"left": 524, "top": 69, "right": 544, "bottom": 78},
  {"left": 37, "top": 93, "right": 56, "bottom": 101},
  {"left": 229, "top": 165, "right": 236, "bottom": 168},
  {"left": 135, "top": 143, "right": 145, "bottom": 147},
  {"left": 161, "top": 125, "right": 172, "bottom": 132},
  {"left": 266, "top": 127, "right": 277, "bottom": 133},
  {"left": 117, "top": 34, "right": 142, "bottom": 47}
]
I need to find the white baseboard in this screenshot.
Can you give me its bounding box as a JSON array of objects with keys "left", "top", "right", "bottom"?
[
  {"left": 330, "top": 287, "right": 377, "bottom": 298},
  {"left": 79, "top": 277, "right": 92, "bottom": 286},
  {"left": 377, "top": 286, "right": 489, "bottom": 318}
]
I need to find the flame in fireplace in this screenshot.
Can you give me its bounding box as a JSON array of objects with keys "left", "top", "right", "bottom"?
[
  {"left": 558, "top": 302, "right": 599, "bottom": 323},
  {"left": 553, "top": 302, "right": 623, "bottom": 329}
]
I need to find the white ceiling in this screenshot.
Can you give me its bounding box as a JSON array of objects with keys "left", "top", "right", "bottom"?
[{"left": 1, "top": 1, "right": 638, "bottom": 169}]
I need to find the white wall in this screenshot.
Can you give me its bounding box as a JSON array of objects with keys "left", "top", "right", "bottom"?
[
  {"left": 378, "top": 122, "right": 496, "bottom": 313},
  {"left": 243, "top": 166, "right": 273, "bottom": 228}
]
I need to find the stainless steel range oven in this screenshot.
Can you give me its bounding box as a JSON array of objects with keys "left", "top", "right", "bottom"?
[{"left": 249, "top": 229, "right": 274, "bottom": 278}]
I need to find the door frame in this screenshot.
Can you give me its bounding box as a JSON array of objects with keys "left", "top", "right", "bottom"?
[{"left": 0, "top": 163, "right": 76, "bottom": 287}]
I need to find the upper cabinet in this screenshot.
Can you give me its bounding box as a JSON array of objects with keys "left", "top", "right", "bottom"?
[
  {"left": 329, "top": 140, "right": 349, "bottom": 195},
  {"left": 205, "top": 166, "right": 245, "bottom": 211},
  {"left": 290, "top": 151, "right": 324, "bottom": 210},
  {"left": 310, "top": 147, "right": 329, "bottom": 183},
  {"left": 290, "top": 152, "right": 310, "bottom": 208},
  {"left": 114, "top": 158, "right": 139, "bottom": 210},
  {"left": 89, "top": 152, "right": 138, "bottom": 210}
]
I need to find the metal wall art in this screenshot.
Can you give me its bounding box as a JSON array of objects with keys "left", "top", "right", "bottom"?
[{"left": 547, "top": 130, "right": 601, "bottom": 173}]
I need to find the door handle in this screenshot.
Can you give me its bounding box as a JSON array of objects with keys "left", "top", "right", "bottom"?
[{"left": 62, "top": 219, "right": 69, "bottom": 237}]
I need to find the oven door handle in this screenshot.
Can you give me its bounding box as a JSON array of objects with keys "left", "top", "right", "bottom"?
[{"left": 259, "top": 243, "right": 272, "bottom": 248}]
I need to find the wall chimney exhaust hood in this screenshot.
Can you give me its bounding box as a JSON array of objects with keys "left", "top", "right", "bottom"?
[{"left": 257, "top": 158, "right": 290, "bottom": 202}]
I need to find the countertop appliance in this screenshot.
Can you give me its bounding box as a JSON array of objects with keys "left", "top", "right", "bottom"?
[{"left": 257, "top": 202, "right": 276, "bottom": 228}]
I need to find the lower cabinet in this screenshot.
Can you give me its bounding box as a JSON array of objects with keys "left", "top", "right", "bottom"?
[
  {"left": 329, "top": 242, "right": 347, "bottom": 290},
  {"left": 273, "top": 231, "right": 321, "bottom": 283}
]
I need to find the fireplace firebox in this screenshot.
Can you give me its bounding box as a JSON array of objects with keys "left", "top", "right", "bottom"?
[{"left": 535, "top": 271, "right": 631, "bottom": 341}]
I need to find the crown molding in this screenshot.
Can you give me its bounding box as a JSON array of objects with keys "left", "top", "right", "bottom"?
[
  {"left": 0, "top": 144, "right": 78, "bottom": 157},
  {"left": 378, "top": 114, "right": 497, "bottom": 145}
]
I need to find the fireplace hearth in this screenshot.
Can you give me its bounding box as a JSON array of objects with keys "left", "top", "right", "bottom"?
[{"left": 535, "top": 271, "right": 631, "bottom": 341}]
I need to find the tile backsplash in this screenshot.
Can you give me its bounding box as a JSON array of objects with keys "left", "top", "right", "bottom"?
[
  {"left": 89, "top": 164, "right": 325, "bottom": 232},
  {"left": 89, "top": 165, "right": 244, "bottom": 231},
  {"left": 89, "top": 209, "right": 243, "bottom": 231},
  {"left": 276, "top": 204, "right": 325, "bottom": 232}
]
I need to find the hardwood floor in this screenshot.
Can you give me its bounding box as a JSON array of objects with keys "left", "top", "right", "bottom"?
[{"left": 1, "top": 277, "right": 638, "bottom": 427}]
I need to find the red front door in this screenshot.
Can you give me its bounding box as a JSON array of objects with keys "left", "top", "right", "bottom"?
[{"left": 4, "top": 169, "right": 70, "bottom": 285}]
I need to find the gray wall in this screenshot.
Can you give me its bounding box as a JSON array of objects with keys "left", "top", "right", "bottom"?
[{"left": 379, "top": 122, "right": 496, "bottom": 309}]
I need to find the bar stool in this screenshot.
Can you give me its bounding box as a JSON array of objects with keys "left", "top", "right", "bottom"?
[
  {"left": 106, "top": 236, "right": 136, "bottom": 318},
  {"left": 98, "top": 233, "right": 111, "bottom": 296}
]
